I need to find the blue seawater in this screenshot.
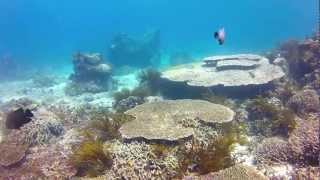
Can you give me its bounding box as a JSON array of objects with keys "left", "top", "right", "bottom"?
[{"left": 0, "top": 0, "right": 317, "bottom": 70}]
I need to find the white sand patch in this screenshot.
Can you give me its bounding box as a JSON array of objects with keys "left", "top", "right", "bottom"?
[{"left": 0, "top": 71, "right": 139, "bottom": 110}]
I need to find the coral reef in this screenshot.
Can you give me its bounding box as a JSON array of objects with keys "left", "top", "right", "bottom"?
[
  {"left": 183, "top": 164, "right": 268, "bottom": 180},
  {"left": 247, "top": 96, "right": 297, "bottom": 136},
  {"left": 279, "top": 38, "right": 320, "bottom": 91},
  {"left": 86, "top": 111, "right": 135, "bottom": 141},
  {"left": 255, "top": 113, "right": 319, "bottom": 168},
  {"left": 71, "top": 137, "right": 113, "bottom": 177},
  {"left": 108, "top": 30, "right": 161, "bottom": 67},
  {"left": 268, "top": 80, "right": 301, "bottom": 103},
  {"left": 113, "top": 96, "right": 144, "bottom": 113},
  {"left": 255, "top": 137, "right": 291, "bottom": 165},
  {"left": 175, "top": 119, "right": 249, "bottom": 177},
  {"left": 176, "top": 138, "right": 235, "bottom": 176},
  {"left": 288, "top": 114, "right": 319, "bottom": 166},
  {"left": 66, "top": 52, "right": 112, "bottom": 95},
  {"left": 21, "top": 107, "right": 64, "bottom": 145},
  {"left": 287, "top": 89, "right": 320, "bottom": 115},
  {"left": 119, "top": 100, "right": 234, "bottom": 142},
  {"left": 292, "top": 167, "right": 320, "bottom": 180},
  {"left": 0, "top": 144, "right": 77, "bottom": 179},
  {"left": 103, "top": 140, "right": 177, "bottom": 179}
]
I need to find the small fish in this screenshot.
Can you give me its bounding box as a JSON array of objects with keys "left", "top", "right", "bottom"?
[{"left": 214, "top": 28, "right": 225, "bottom": 45}]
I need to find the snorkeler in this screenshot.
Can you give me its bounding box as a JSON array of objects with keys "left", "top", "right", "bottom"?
[{"left": 214, "top": 28, "right": 225, "bottom": 45}]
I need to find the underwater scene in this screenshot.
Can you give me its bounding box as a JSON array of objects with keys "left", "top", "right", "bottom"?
[{"left": 0, "top": 0, "right": 319, "bottom": 179}]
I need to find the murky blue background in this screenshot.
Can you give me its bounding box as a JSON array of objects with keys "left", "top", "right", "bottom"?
[{"left": 0, "top": 0, "right": 317, "bottom": 68}]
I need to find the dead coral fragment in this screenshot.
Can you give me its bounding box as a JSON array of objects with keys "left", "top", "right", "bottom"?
[{"left": 0, "top": 130, "right": 30, "bottom": 167}]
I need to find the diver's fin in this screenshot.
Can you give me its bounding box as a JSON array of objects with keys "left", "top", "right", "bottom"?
[
  {"left": 214, "top": 32, "right": 219, "bottom": 39},
  {"left": 218, "top": 39, "right": 224, "bottom": 45}
]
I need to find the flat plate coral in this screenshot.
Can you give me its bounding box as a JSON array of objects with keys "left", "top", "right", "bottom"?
[
  {"left": 119, "top": 99, "right": 234, "bottom": 142},
  {"left": 162, "top": 54, "right": 285, "bottom": 87}
]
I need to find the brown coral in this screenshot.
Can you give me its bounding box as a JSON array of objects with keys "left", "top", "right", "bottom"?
[
  {"left": 255, "top": 137, "right": 291, "bottom": 165},
  {"left": 255, "top": 113, "right": 320, "bottom": 167},
  {"left": 288, "top": 114, "right": 320, "bottom": 166},
  {"left": 292, "top": 167, "right": 320, "bottom": 180},
  {"left": 287, "top": 89, "right": 320, "bottom": 115}
]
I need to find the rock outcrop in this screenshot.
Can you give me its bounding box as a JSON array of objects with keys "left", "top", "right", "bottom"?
[
  {"left": 66, "top": 53, "right": 112, "bottom": 95},
  {"left": 162, "top": 54, "right": 285, "bottom": 88},
  {"left": 108, "top": 30, "right": 161, "bottom": 67},
  {"left": 119, "top": 100, "right": 234, "bottom": 142}
]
